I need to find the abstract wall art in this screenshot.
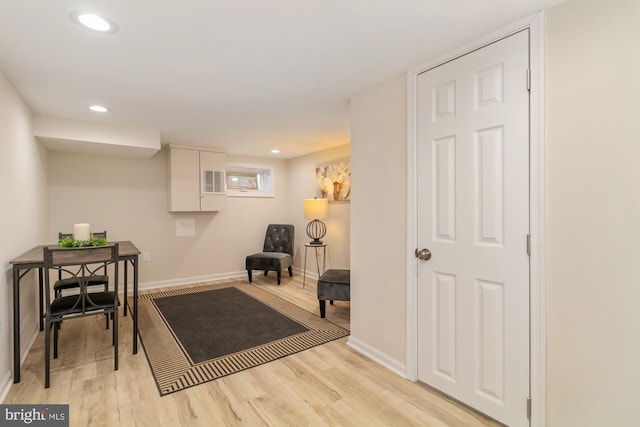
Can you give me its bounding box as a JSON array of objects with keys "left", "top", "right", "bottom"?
[{"left": 315, "top": 158, "right": 351, "bottom": 201}]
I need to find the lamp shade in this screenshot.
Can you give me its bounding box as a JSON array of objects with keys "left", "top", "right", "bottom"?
[{"left": 304, "top": 198, "right": 328, "bottom": 220}]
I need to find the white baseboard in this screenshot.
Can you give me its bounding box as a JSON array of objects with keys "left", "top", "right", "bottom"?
[
  {"left": 292, "top": 266, "right": 325, "bottom": 281},
  {"left": 346, "top": 335, "right": 407, "bottom": 379},
  {"left": 122, "top": 270, "right": 247, "bottom": 293},
  {"left": 129, "top": 268, "right": 320, "bottom": 293}
]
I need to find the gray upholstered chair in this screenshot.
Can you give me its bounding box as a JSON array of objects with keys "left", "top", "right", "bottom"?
[
  {"left": 317, "top": 269, "right": 350, "bottom": 318},
  {"left": 246, "top": 224, "right": 294, "bottom": 285}
]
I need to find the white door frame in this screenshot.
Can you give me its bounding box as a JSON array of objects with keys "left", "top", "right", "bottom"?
[{"left": 405, "top": 12, "right": 547, "bottom": 426}]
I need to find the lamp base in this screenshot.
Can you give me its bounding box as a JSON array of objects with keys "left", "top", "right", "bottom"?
[{"left": 306, "top": 219, "right": 326, "bottom": 246}]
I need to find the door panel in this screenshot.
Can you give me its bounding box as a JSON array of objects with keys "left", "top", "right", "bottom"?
[
  {"left": 475, "top": 125, "right": 504, "bottom": 245},
  {"left": 434, "top": 136, "right": 456, "bottom": 242},
  {"left": 433, "top": 271, "right": 457, "bottom": 382},
  {"left": 417, "top": 30, "right": 530, "bottom": 427},
  {"left": 476, "top": 278, "right": 505, "bottom": 402}
]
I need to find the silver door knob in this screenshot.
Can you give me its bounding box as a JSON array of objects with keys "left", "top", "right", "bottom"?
[{"left": 415, "top": 248, "right": 432, "bottom": 261}]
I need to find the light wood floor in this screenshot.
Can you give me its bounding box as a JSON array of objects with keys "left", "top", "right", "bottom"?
[{"left": 3, "top": 274, "right": 501, "bottom": 427}]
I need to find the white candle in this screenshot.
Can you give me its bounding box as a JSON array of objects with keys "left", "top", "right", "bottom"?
[{"left": 73, "top": 223, "right": 90, "bottom": 241}]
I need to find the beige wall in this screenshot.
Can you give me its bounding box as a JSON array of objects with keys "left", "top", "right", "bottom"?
[
  {"left": 0, "top": 71, "right": 48, "bottom": 392},
  {"left": 48, "top": 150, "right": 290, "bottom": 286},
  {"left": 350, "top": 75, "right": 407, "bottom": 366},
  {"left": 287, "top": 144, "right": 351, "bottom": 274},
  {"left": 546, "top": 0, "right": 640, "bottom": 425}
]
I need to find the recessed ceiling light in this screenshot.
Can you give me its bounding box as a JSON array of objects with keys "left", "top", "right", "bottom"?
[
  {"left": 271, "top": 149, "right": 280, "bottom": 154},
  {"left": 69, "top": 10, "right": 119, "bottom": 34},
  {"left": 89, "top": 105, "right": 108, "bottom": 113}
]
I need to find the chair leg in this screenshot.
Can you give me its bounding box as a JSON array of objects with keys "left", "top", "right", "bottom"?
[
  {"left": 247, "top": 270, "right": 252, "bottom": 283},
  {"left": 288, "top": 266, "right": 293, "bottom": 277},
  {"left": 319, "top": 300, "right": 326, "bottom": 318},
  {"left": 277, "top": 270, "right": 281, "bottom": 285},
  {"left": 113, "top": 310, "right": 119, "bottom": 371},
  {"left": 330, "top": 300, "right": 334, "bottom": 305},
  {"left": 264, "top": 270, "right": 268, "bottom": 276},
  {"left": 45, "top": 320, "right": 51, "bottom": 388},
  {"left": 54, "top": 290, "right": 61, "bottom": 330},
  {"left": 104, "top": 282, "right": 110, "bottom": 328},
  {"left": 53, "top": 323, "right": 59, "bottom": 359}
]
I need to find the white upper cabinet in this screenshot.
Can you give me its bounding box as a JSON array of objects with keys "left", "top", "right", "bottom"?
[{"left": 168, "top": 145, "right": 226, "bottom": 212}]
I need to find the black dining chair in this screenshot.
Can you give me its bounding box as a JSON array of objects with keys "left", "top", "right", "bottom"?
[
  {"left": 246, "top": 224, "right": 294, "bottom": 285},
  {"left": 43, "top": 243, "right": 120, "bottom": 388},
  {"left": 55, "top": 231, "right": 111, "bottom": 328},
  {"left": 55, "top": 231, "right": 109, "bottom": 297}
]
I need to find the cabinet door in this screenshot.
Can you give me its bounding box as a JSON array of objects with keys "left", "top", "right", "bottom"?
[
  {"left": 168, "top": 148, "right": 200, "bottom": 212},
  {"left": 199, "top": 151, "right": 226, "bottom": 211}
]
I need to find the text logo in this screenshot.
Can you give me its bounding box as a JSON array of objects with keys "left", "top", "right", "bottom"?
[{"left": 0, "top": 405, "right": 69, "bottom": 427}]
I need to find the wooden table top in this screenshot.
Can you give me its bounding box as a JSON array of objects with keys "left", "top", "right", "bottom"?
[{"left": 10, "top": 241, "right": 140, "bottom": 265}]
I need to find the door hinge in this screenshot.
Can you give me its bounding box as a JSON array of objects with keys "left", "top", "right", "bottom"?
[
  {"left": 526, "top": 234, "right": 531, "bottom": 256},
  {"left": 527, "top": 397, "right": 532, "bottom": 419},
  {"left": 526, "top": 68, "right": 531, "bottom": 91}
]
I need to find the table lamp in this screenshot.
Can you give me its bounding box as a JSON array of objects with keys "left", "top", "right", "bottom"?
[{"left": 304, "top": 198, "right": 328, "bottom": 245}]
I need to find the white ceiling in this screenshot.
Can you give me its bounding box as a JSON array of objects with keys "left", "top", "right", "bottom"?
[{"left": 0, "top": 0, "right": 560, "bottom": 159}]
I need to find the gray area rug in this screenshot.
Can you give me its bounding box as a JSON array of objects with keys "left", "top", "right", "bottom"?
[{"left": 133, "top": 281, "right": 350, "bottom": 395}]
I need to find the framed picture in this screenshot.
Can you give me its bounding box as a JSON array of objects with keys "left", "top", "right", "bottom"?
[{"left": 315, "top": 158, "right": 351, "bottom": 201}]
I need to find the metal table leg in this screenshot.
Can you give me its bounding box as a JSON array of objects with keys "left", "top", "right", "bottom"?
[{"left": 12, "top": 265, "right": 20, "bottom": 383}]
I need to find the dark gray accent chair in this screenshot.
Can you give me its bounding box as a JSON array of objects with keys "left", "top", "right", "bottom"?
[
  {"left": 317, "top": 269, "right": 350, "bottom": 318},
  {"left": 246, "top": 224, "right": 294, "bottom": 285}
]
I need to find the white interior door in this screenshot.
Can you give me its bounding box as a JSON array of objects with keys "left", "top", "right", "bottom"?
[{"left": 416, "top": 30, "right": 530, "bottom": 426}]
